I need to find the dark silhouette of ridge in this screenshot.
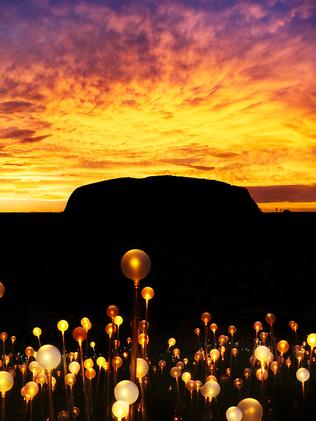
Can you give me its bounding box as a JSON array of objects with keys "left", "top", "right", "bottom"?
[{"left": 64, "top": 176, "right": 260, "bottom": 239}]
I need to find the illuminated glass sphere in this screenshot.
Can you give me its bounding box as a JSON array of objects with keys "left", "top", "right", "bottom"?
[
  {"left": 226, "top": 406, "right": 243, "bottom": 421},
  {"left": 11, "top": 336, "right": 16, "bottom": 344},
  {"left": 181, "top": 372, "right": 191, "bottom": 383},
  {"left": 183, "top": 358, "right": 189, "bottom": 365},
  {"left": 105, "top": 323, "right": 117, "bottom": 337},
  {"left": 141, "top": 286, "right": 154, "bottom": 301},
  {"left": 112, "top": 400, "right": 129, "bottom": 421},
  {"left": 270, "top": 361, "right": 278, "bottom": 375},
  {"left": 254, "top": 345, "right": 271, "bottom": 363},
  {"left": 210, "top": 349, "right": 220, "bottom": 362},
  {"left": 138, "top": 333, "right": 149, "bottom": 346},
  {"left": 96, "top": 357, "right": 106, "bottom": 368},
  {"left": 158, "top": 360, "right": 166, "bottom": 369},
  {"left": 33, "top": 327, "right": 42, "bottom": 338},
  {"left": 69, "top": 361, "right": 80, "bottom": 375},
  {"left": 237, "top": 398, "right": 263, "bottom": 421},
  {"left": 194, "top": 328, "right": 200, "bottom": 336},
  {"left": 201, "top": 312, "right": 212, "bottom": 325},
  {"left": 25, "top": 381, "right": 39, "bottom": 399},
  {"left": 307, "top": 333, "right": 316, "bottom": 349},
  {"left": 176, "top": 361, "right": 184, "bottom": 370},
  {"left": 136, "top": 358, "right": 149, "bottom": 379},
  {"left": 0, "top": 282, "right": 5, "bottom": 298},
  {"left": 81, "top": 317, "right": 92, "bottom": 331},
  {"left": 206, "top": 375, "right": 217, "bottom": 382},
  {"left": 256, "top": 368, "right": 268, "bottom": 381},
  {"left": 168, "top": 338, "right": 176, "bottom": 347},
  {"left": 210, "top": 323, "right": 218, "bottom": 333},
  {"left": 29, "top": 361, "right": 40, "bottom": 374},
  {"left": 296, "top": 367, "right": 310, "bottom": 383},
  {"left": 233, "top": 378, "right": 243, "bottom": 390},
  {"left": 72, "top": 327, "right": 87, "bottom": 343},
  {"left": 36, "top": 345, "right": 61, "bottom": 371},
  {"left": 112, "top": 356, "right": 123, "bottom": 369},
  {"left": 228, "top": 326, "right": 237, "bottom": 336},
  {"left": 277, "top": 340, "right": 289, "bottom": 356},
  {"left": 219, "top": 335, "right": 229, "bottom": 345},
  {"left": 253, "top": 321, "right": 263, "bottom": 332},
  {"left": 265, "top": 313, "right": 276, "bottom": 326},
  {"left": 0, "top": 332, "right": 7, "bottom": 341},
  {"left": 194, "top": 351, "right": 203, "bottom": 362},
  {"left": 65, "top": 373, "right": 76, "bottom": 387},
  {"left": 173, "top": 348, "right": 180, "bottom": 358},
  {"left": 84, "top": 358, "right": 94, "bottom": 370},
  {"left": 57, "top": 320, "right": 69, "bottom": 333},
  {"left": 114, "top": 380, "right": 139, "bottom": 404},
  {"left": 25, "top": 346, "right": 35, "bottom": 357},
  {"left": 185, "top": 379, "right": 196, "bottom": 393},
  {"left": 106, "top": 305, "right": 119, "bottom": 319},
  {"left": 201, "top": 380, "right": 220, "bottom": 399},
  {"left": 0, "top": 371, "right": 14, "bottom": 394},
  {"left": 90, "top": 341, "right": 95, "bottom": 349},
  {"left": 120, "top": 249, "right": 151, "bottom": 283},
  {"left": 85, "top": 368, "right": 96, "bottom": 380},
  {"left": 170, "top": 367, "right": 181, "bottom": 379},
  {"left": 114, "top": 315, "right": 123, "bottom": 327},
  {"left": 35, "top": 372, "right": 47, "bottom": 385}
]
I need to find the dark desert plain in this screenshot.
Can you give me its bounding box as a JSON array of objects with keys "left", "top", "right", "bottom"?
[{"left": 0, "top": 176, "right": 316, "bottom": 420}]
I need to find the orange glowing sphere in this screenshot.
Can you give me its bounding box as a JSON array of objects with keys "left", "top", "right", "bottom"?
[
  {"left": 181, "top": 371, "right": 191, "bottom": 383},
  {"left": 228, "top": 325, "right": 237, "bottom": 336},
  {"left": 10, "top": 336, "right": 16, "bottom": 344},
  {"left": 256, "top": 368, "right": 268, "bottom": 381},
  {"left": 24, "top": 381, "right": 39, "bottom": 399},
  {"left": 25, "top": 346, "right": 35, "bottom": 357},
  {"left": 270, "top": 361, "right": 278, "bottom": 375},
  {"left": 173, "top": 348, "right": 180, "bottom": 358},
  {"left": 232, "top": 348, "right": 239, "bottom": 357},
  {"left": 19, "top": 363, "right": 27, "bottom": 374},
  {"left": 277, "top": 340, "right": 289, "bottom": 356},
  {"left": 168, "top": 338, "right": 176, "bottom": 347},
  {"left": 0, "top": 371, "right": 14, "bottom": 395},
  {"left": 159, "top": 360, "right": 166, "bottom": 369},
  {"left": 32, "top": 327, "right": 42, "bottom": 338},
  {"left": 183, "top": 358, "right": 189, "bottom": 365},
  {"left": 201, "top": 312, "right": 212, "bottom": 325},
  {"left": 307, "top": 333, "right": 316, "bottom": 349},
  {"left": 141, "top": 286, "right": 155, "bottom": 301},
  {"left": 80, "top": 317, "right": 90, "bottom": 328},
  {"left": 253, "top": 321, "right": 263, "bottom": 333},
  {"left": 289, "top": 320, "right": 297, "bottom": 331},
  {"left": 260, "top": 332, "right": 268, "bottom": 342},
  {"left": 206, "top": 374, "right": 217, "bottom": 382},
  {"left": 85, "top": 368, "right": 96, "bottom": 380},
  {"left": 69, "top": 361, "right": 80, "bottom": 376},
  {"left": 238, "top": 398, "right": 263, "bottom": 420},
  {"left": 138, "top": 333, "right": 149, "bottom": 346},
  {"left": 105, "top": 323, "right": 117, "bottom": 337},
  {"left": 194, "top": 328, "right": 200, "bottom": 336},
  {"left": 218, "top": 335, "right": 228, "bottom": 345},
  {"left": 170, "top": 367, "right": 181, "bottom": 379},
  {"left": 176, "top": 361, "right": 184, "bottom": 370},
  {"left": 210, "top": 323, "right": 218, "bottom": 333},
  {"left": 210, "top": 349, "right": 220, "bottom": 362},
  {"left": 0, "top": 282, "right": 5, "bottom": 298},
  {"left": 72, "top": 327, "right": 87, "bottom": 343},
  {"left": 112, "top": 400, "right": 129, "bottom": 420},
  {"left": 194, "top": 351, "right": 203, "bottom": 362},
  {"left": 0, "top": 332, "right": 8, "bottom": 341},
  {"left": 106, "top": 305, "right": 119, "bottom": 319},
  {"left": 112, "top": 356, "right": 123, "bottom": 369},
  {"left": 185, "top": 380, "right": 196, "bottom": 393},
  {"left": 84, "top": 358, "right": 94, "bottom": 370},
  {"left": 35, "top": 372, "right": 47, "bottom": 385},
  {"left": 243, "top": 368, "right": 251, "bottom": 379},
  {"left": 121, "top": 249, "right": 151, "bottom": 284},
  {"left": 57, "top": 320, "right": 69, "bottom": 333},
  {"left": 265, "top": 313, "right": 276, "bottom": 326},
  {"left": 233, "top": 378, "right": 243, "bottom": 390},
  {"left": 65, "top": 373, "right": 76, "bottom": 387}
]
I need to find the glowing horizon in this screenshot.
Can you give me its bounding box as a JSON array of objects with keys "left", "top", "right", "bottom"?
[{"left": 0, "top": 0, "right": 315, "bottom": 212}]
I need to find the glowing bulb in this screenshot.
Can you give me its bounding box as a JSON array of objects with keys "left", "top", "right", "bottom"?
[{"left": 57, "top": 320, "right": 69, "bottom": 333}]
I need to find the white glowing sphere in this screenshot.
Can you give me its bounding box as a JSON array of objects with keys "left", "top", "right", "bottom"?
[
  {"left": 114, "top": 380, "right": 139, "bottom": 405},
  {"left": 36, "top": 345, "right": 61, "bottom": 371}
]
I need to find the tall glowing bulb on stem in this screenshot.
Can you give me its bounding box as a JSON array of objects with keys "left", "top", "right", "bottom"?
[
  {"left": 112, "top": 400, "right": 129, "bottom": 421},
  {"left": 296, "top": 367, "right": 310, "bottom": 397}
]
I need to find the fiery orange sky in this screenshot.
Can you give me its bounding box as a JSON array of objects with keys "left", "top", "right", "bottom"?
[{"left": 0, "top": 0, "right": 315, "bottom": 212}]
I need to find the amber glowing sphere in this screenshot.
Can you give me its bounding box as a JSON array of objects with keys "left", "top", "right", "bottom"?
[
  {"left": 253, "top": 321, "right": 263, "bottom": 332},
  {"left": 210, "top": 349, "right": 220, "bottom": 362},
  {"left": 106, "top": 305, "right": 119, "bottom": 319},
  {"left": 185, "top": 380, "right": 196, "bottom": 393},
  {"left": 159, "top": 360, "right": 166, "bottom": 369},
  {"left": 181, "top": 371, "right": 191, "bottom": 383},
  {"left": 233, "top": 378, "right": 243, "bottom": 390},
  {"left": 289, "top": 320, "right": 297, "bottom": 331},
  {"left": 120, "top": 249, "right": 151, "bottom": 284},
  {"left": 218, "top": 335, "right": 228, "bottom": 345},
  {"left": 25, "top": 346, "right": 35, "bottom": 357},
  {"left": 112, "top": 356, "right": 123, "bottom": 369},
  {"left": 32, "top": 327, "right": 42, "bottom": 338},
  {"left": 11, "top": 336, "right": 16, "bottom": 344},
  {"left": 25, "top": 381, "right": 39, "bottom": 399},
  {"left": 296, "top": 367, "right": 310, "bottom": 383},
  {"left": 105, "top": 323, "right": 117, "bottom": 337},
  {"left": 141, "top": 286, "right": 155, "bottom": 301},
  {"left": 168, "top": 337, "right": 176, "bottom": 347},
  {"left": 90, "top": 341, "right": 95, "bottom": 349},
  {"left": 307, "top": 333, "right": 316, "bottom": 349},
  {"left": 201, "top": 380, "right": 220, "bottom": 399},
  {"left": 57, "top": 320, "right": 69, "bottom": 333},
  {"left": 210, "top": 323, "right": 218, "bottom": 333},
  {"left": 256, "top": 368, "right": 268, "bottom": 381},
  {"left": 0, "top": 282, "right": 5, "bottom": 298},
  {"left": 238, "top": 398, "right": 263, "bottom": 420},
  {"left": 277, "top": 340, "right": 289, "bottom": 356},
  {"left": 96, "top": 357, "right": 106, "bottom": 368},
  {"left": 0, "top": 371, "right": 14, "bottom": 395},
  {"left": 138, "top": 333, "right": 149, "bottom": 346},
  {"left": 173, "top": 348, "right": 180, "bottom": 358},
  {"left": 201, "top": 312, "right": 212, "bottom": 325},
  {"left": 0, "top": 332, "right": 8, "bottom": 341},
  {"left": 265, "top": 313, "right": 276, "bottom": 326},
  {"left": 170, "top": 367, "right": 181, "bottom": 379},
  {"left": 136, "top": 358, "right": 149, "bottom": 379},
  {"left": 69, "top": 361, "right": 80, "bottom": 376},
  {"left": 112, "top": 400, "right": 129, "bottom": 421},
  {"left": 194, "top": 328, "right": 200, "bottom": 336},
  {"left": 226, "top": 406, "right": 243, "bottom": 421},
  {"left": 114, "top": 315, "right": 123, "bottom": 327},
  {"left": 183, "top": 357, "right": 189, "bottom": 365},
  {"left": 270, "top": 361, "right": 278, "bottom": 374},
  {"left": 72, "top": 327, "right": 87, "bottom": 344},
  {"left": 85, "top": 368, "right": 96, "bottom": 380},
  {"left": 243, "top": 368, "right": 251, "bottom": 379},
  {"left": 84, "top": 358, "right": 94, "bottom": 370},
  {"left": 81, "top": 318, "right": 92, "bottom": 331},
  {"left": 35, "top": 372, "right": 47, "bottom": 385},
  {"left": 228, "top": 326, "right": 237, "bottom": 336},
  {"left": 139, "top": 320, "right": 149, "bottom": 332}
]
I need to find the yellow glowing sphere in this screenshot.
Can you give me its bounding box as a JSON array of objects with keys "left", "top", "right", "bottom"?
[
  {"left": 120, "top": 249, "right": 151, "bottom": 284},
  {"left": 112, "top": 356, "right": 123, "bottom": 369},
  {"left": 173, "top": 348, "right": 180, "bottom": 358},
  {"left": 103, "top": 362, "right": 109, "bottom": 372},
  {"left": 206, "top": 375, "right": 217, "bottom": 382},
  {"left": 183, "top": 358, "right": 189, "bottom": 365},
  {"left": 136, "top": 358, "right": 149, "bottom": 379},
  {"left": 29, "top": 361, "right": 40, "bottom": 373},
  {"left": 57, "top": 320, "right": 69, "bottom": 333},
  {"left": 253, "top": 321, "right": 263, "bottom": 332},
  {"left": 201, "top": 312, "right": 212, "bottom": 325},
  {"left": 114, "top": 380, "right": 139, "bottom": 404},
  {"left": 96, "top": 357, "right": 106, "bottom": 368},
  {"left": 141, "top": 286, "right": 155, "bottom": 301},
  {"left": 114, "top": 315, "right": 123, "bottom": 327},
  {"left": 35, "top": 372, "right": 47, "bottom": 385},
  {"left": 181, "top": 371, "right": 191, "bottom": 383},
  {"left": 32, "top": 327, "right": 42, "bottom": 338},
  {"left": 170, "top": 367, "right": 181, "bottom": 379},
  {"left": 265, "top": 313, "right": 276, "bottom": 326},
  {"left": 277, "top": 340, "right": 289, "bottom": 356},
  {"left": 256, "top": 368, "right": 268, "bottom": 381},
  {"left": 296, "top": 367, "right": 310, "bottom": 383},
  {"left": 36, "top": 345, "right": 61, "bottom": 371},
  {"left": 11, "top": 336, "right": 16, "bottom": 344},
  {"left": 69, "top": 361, "right": 80, "bottom": 376},
  {"left": 72, "top": 327, "right": 87, "bottom": 343},
  {"left": 307, "top": 333, "right": 316, "bottom": 349},
  {"left": 25, "top": 346, "right": 35, "bottom": 357},
  {"left": 201, "top": 380, "right": 220, "bottom": 399},
  {"left": 90, "top": 341, "right": 95, "bottom": 349},
  {"left": 65, "top": 373, "right": 76, "bottom": 387},
  {"left": 0, "top": 282, "right": 5, "bottom": 298},
  {"left": 255, "top": 345, "right": 271, "bottom": 363},
  {"left": 226, "top": 406, "right": 243, "bottom": 421},
  {"left": 168, "top": 338, "right": 176, "bottom": 347},
  {"left": 138, "top": 333, "right": 149, "bottom": 346},
  {"left": 0, "top": 371, "right": 14, "bottom": 394},
  {"left": 237, "top": 398, "right": 263, "bottom": 421},
  {"left": 80, "top": 317, "right": 90, "bottom": 328},
  {"left": 0, "top": 332, "right": 8, "bottom": 341},
  {"left": 105, "top": 323, "right": 117, "bottom": 337},
  {"left": 25, "top": 381, "right": 39, "bottom": 399},
  {"left": 85, "top": 368, "right": 96, "bottom": 380},
  {"left": 112, "top": 400, "right": 129, "bottom": 421},
  {"left": 84, "top": 358, "right": 94, "bottom": 370},
  {"left": 210, "top": 349, "right": 220, "bottom": 362}
]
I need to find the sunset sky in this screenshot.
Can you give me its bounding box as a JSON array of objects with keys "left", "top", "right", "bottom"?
[{"left": 0, "top": 0, "right": 315, "bottom": 212}]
